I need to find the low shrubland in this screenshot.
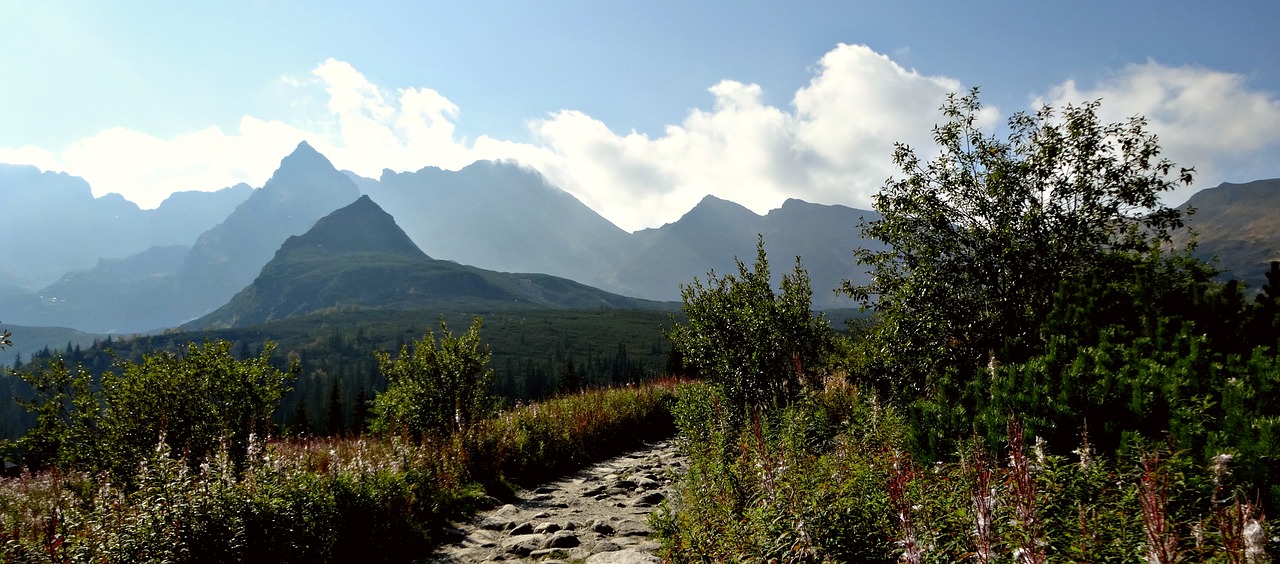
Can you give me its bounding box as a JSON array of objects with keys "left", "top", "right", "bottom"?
[
  {"left": 654, "top": 378, "right": 1270, "bottom": 562},
  {"left": 0, "top": 321, "right": 677, "bottom": 562}
]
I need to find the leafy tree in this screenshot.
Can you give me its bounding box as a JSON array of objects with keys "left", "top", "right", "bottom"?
[
  {"left": 9, "top": 358, "right": 99, "bottom": 470},
  {"left": 845, "top": 89, "right": 1195, "bottom": 397},
  {"left": 96, "top": 340, "right": 295, "bottom": 477},
  {"left": 669, "top": 236, "right": 834, "bottom": 413},
  {"left": 0, "top": 323, "right": 10, "bottom": 350},
  {"left": 370, "top": 317, "right": 497, "bottom": 439},
  {"left": 9, "top": 340, "right": 295, "bottom": 479}
]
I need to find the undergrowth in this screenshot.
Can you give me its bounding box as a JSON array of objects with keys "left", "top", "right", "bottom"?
[
  {"left": 0, "top": 380, "right": 677, "bottom": 562},
  {"left": 652, "top": 377, "right": 1273, "bottom": 562}
]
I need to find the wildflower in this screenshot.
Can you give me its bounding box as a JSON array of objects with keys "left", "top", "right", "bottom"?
[
  {"left": 1211, "top": 453, "right": 1233, "bottom": 487},
  {"left": 1242, "top": 518, "right": 1265, "bottom": 563},
  {"left": 1073, "top": 443, "right": 1093, "bottom": 471}
]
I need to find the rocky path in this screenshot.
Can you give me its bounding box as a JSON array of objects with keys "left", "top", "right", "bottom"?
[{"left": 424, "top": 439, "right": 684, "bottom": 564}]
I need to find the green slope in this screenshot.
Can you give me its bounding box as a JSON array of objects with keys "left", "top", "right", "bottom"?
[{"left": 186, "top": 195, "right": 672, "bottom": 330}]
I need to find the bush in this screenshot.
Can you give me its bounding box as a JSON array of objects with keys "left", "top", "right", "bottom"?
[
  {"left": 8, "top": 340, "right": 295, "bottom": 481},
  {"left": 0, "top": 381, "right": 680, "bottom": 562},
  {"left": 370, "top": 317, "right": 498, "bottom": 440},
  {"left": 668, "top": 237, "right": 833, "bottom": 415},
  {"left": 654, "top": 378, "right": 1273, "bottom": 562}
]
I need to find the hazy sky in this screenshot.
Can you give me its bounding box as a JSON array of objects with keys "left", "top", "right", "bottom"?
[{"left": 2, "top": 2, "right": 1278, "bottom": 231}]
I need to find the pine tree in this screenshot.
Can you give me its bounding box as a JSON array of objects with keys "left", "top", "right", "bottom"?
[
  {"left": 326, "top": 381, "right": 344, "bottom": 436},
  {"left": 290, "top": 398, "right": 312, "bottom": 436},
  {"left": 352, "top": 386, "right": 369, "bottom": 435}
]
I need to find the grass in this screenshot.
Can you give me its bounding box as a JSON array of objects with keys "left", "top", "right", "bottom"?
[
  {"left": 652, "top": 375, "right": 1275, "bottom": 562},
  {"left": 0, "top": 379, "right": 678, "bottom": 563}
]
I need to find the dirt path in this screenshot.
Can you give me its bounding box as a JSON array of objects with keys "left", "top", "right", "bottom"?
[{"left": 424, "top": 439, "right": 684, "bottom": 563}]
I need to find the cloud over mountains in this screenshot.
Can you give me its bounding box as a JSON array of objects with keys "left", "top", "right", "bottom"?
[{"left": 3, "top": 44, "right": 1278, "bottom": 232}]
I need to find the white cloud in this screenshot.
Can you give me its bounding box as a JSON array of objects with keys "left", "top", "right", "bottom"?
[
  {"left": 0, "top": 59, "right": 490, "bottom": 209},
  {"left": 0, "top": 45, "right": 974, "bottom": 230},
  {"left": 53, "top": 120, "right": 306, "bottom": 208},
  {"left": 10, "top": 47, "right": 1273, "bottom": 233},
  {"left": 1037, "top": 61, "right": 1280, "bottom": 204},
  {"left": 0, "top": 145, "right": 61, "bottom": 172},
  {"left": 304, "top": 58, "right": 482, "bottom": 174},
  {"left": 524, "top": 44, "right": 974, "bottom": 231}
]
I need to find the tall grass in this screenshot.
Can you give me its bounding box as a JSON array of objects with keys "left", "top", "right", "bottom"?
[
  {"left": 0, "top": 380, "right": 677, "bottom": 562},
  {"left": 653, "top": 376, "right": 1274, "bottom": 562}
]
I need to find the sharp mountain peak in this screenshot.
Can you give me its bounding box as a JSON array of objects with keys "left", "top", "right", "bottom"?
[{"left": 277, "top": 195, "right": 428, "bottom": 260}]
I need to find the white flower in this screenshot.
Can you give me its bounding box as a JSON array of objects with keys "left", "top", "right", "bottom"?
[{"left": 1243, "top": 518, "right": 1265, "bottom": 563}]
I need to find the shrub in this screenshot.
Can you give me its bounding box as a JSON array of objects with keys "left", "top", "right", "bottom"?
[
  {"left": 370, "top": 317, "right": 498, "bottom": 440},
  {"left": 668, "top": 236, "right": 833, "bottom": 416},
  {"left": 8, "top": 340, "right": 295, "bottom": 481}
]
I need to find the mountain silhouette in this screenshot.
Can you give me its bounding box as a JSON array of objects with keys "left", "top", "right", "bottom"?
[
  {"left": 176, "top": 141, "right": 363, "bottom": 310},
  {"left": 1179, "top": 178, "right": 1280, "bottom": 291},
  {"left": 4, "top": 141, "right": 1277, "bottom": 334},
  {"left": 613, "top": 196, "right": 880, "bottom": 307},
  {"left": 0, "top": 164, "right": 250, "bottom": 290},
  {"left": 363, "top": 160, "right": 630, "bottom": 290},
  {"left": 187, "top": 196, "right": 664, "bottom": 329},
  {"left": 0, "top": 142, "right": 360, "bottom": 333},
  {"left": 360, "top": 167, "right": 878, "bottom": 307}
]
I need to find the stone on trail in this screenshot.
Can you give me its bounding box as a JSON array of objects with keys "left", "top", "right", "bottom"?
[
  {"left": 631, "top": 491, "right": 664, "bottom": 507},
  {"left": 585, "top": 549, "right": 660, "bottom": 564},
  {"left": 542, "top": 530, "right": 581, "bottom": 549},
  {"left": 501, "top": 535, "right": 542, "bottom": 557},
  {"left": 478, "top": 516, "right": 516, "bottom": 531},
  {"left": 425, "top": 440, "right": 682, "bottom": 563},
  {"left": 590, "top": 540, "right": 622, "bottom": 554},
  {"left": 613, "top": 520, "right": 651, "bottom": 537}
]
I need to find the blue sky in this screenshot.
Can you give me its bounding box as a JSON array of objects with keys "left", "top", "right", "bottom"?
[{"left": 3, "top": 1, "right": 1278, "bottom": 231}]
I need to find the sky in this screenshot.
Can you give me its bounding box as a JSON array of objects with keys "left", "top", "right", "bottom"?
[{"left": 2, "top": 2, "right": 1278, "bottom": 232}]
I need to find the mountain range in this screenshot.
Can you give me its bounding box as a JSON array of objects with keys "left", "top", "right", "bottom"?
[
  {"left": 0, "top": 164, "right": 251, "bottom": 294},
  {"left": 0, "top": 143, "right": 360, "bottom": 333},
  {"left": 188, "top": 195, "right": 660, "bottom": 329},
  {"left": 0, "top": 142, "right": 1277, "bottom": 338},
  {"left": 1177, "top": 178, "right": 1280, "bottom": 291}
]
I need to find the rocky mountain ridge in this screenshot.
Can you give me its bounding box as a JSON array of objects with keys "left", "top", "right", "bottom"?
[{"left": 1, "top": 143, "right": 1276, "bottom": 334}]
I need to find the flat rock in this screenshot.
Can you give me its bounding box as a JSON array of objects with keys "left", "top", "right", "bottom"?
[
  {"left": 613, "top": 520, "right": 650, "bottom": 537},
  {"left": 631, "top": 492, "right": 664, "bottom": 507},
  {"left": 501, "top": 535, "right": 543, "bottom": 557},
  {"left": 585, "top": 549, "right": 661, "bottom": 564},
  {"left": 533, "top": 522, "right": 561, "bottom": 534},
  {"left": 478, "top": 516, "right": 516, "bottom": 531},
  {"left": 542, "top": 531, "right": 581, "bottom": 549},
  {"left": 591, "top": 540, "right": 622, "bottom": 554}
]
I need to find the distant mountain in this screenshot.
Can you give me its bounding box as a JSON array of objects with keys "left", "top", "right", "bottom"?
[
  {"left": 187, "top": 196, "right": 665, "bottom": 329},
  {"left": 0, "top": 245, "right": 191, "bottom": 333},
  {"left": 363, "top": 161, "right": 631, "bottom": 290},
  {"left": 0, "top": 142, "right": 361, "bottom": 333},
  {"left": 1179, "top": 178, "right": 1280, "bottom": 291},
  {"left": 173, "top": 141, "right": 363, "bottom": 314},
  {"left": 0, "top": 324, "right": 105, "bottom": 369},
  {"left": 616, "top": 196, "right": 880, "bottom": 307},
  {"left": 12, "top": 139, "right": 1274, "bottom": 337},
  {"left": 358, "top": 165, "right": 877, "bottom": 307},
  {"left": 0, "top": 164, "right": 251, "bottom": 289}
]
